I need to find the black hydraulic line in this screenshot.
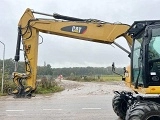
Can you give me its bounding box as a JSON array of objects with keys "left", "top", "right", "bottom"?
[
  {"left": 32, "top": 10, "right": 85, "bottom": 21},
  {"left": 53, "top": 13, "right": 86, "bottom": 21},
  {"left": 23, "top": 25, "right": 32, "bottom": 40},
  {"left": 14, "top": 27, "right": 22, "bottom": 62}
]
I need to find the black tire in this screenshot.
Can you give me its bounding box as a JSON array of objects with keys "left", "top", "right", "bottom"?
[
  {"left": 7, "top": 87, "right": 12, "bottom": 95},
  {"left": 126, "top": 101, "right": 160, "bottom": 120},
  {"left": 112, "top": 94, "right": 128, "bottom": 120}
]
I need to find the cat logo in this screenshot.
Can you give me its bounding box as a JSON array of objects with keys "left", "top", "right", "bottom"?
[
  {"left": 61, "top": 25, "right": 87, "bottom": 34},
  {"left": 72, "top": 26, "right": 82, "bottom": 33}
]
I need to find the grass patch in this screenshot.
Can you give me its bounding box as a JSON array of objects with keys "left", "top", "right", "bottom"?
[
  {"left": 101, "top": 75, "right": 122, "bottom": 81},
  {"left": 66, "top": 75, "right": 122, "bottom": 82},
  {"left": 35, "top": 78, "right": 64, "bottom": 94},
  {"left": 35, "top": 85, "right": 64, "bottom": 94}
]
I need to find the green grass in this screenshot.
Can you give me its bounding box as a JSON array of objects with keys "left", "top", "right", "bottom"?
[
  {"left": 100, "top": 75, "right": 122, "bottom": 81},
  {"left": 35, "top": 85, "right": 64, "bottom": 94},
  {"left": 66, "top": 75, "right": 122, "bottom": 82}
]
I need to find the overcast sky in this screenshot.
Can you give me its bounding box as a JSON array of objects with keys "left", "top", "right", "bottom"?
[{"left": 0, "top": 0, "right": 160, "bottom": 68}]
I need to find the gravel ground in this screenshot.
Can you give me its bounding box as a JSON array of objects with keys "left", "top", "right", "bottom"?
[{"left": 57, "top": 80, "right": 133, "bottom": 96}]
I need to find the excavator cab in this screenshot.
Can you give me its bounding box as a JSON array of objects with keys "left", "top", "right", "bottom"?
[
  {"left": 112, "top": 21, "right": 160, "bottom": 120},
  {"left": 128, "top": 20, "right": 160, "bottom": 92}
]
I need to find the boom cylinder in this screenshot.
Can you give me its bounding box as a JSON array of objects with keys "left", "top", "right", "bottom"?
[
  {"left": 14, "top": 27, "right": 22, "bottom": 62},
  {"left": 53, "top": 13, "right": 86, "bottom": 21},
  {"left": 32, "top": 10, "right": 86, "bottom": 21}
]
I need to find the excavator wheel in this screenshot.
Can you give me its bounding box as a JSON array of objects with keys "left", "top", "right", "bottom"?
[
  {"left": 7, "top": 87, "right": 13, "bottom": 95},
  {"left": 112, "top": 93, "right": 128, "bottom": 120},
  {"left": 125, "top": 101, "right": 160, "bottom": 120}
]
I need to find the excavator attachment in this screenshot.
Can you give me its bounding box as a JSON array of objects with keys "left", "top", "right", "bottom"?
[
  {"left": 12, "top": 72, "right": 33, "bottom": 98},
  {"left": 12, "top": 8, "right": 132, "bottom": 98}
]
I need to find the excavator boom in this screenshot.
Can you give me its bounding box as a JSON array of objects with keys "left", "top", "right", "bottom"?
[
  {"left": 19, "top": 8, "right": 132, "bottom": 45},
  {"left": 12, "top": 8, "right": 132, "bottom": 98}
]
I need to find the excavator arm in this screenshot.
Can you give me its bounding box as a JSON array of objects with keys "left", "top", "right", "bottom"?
[{"left": 12, "top": 8, "right": 132, "bottom": 98}]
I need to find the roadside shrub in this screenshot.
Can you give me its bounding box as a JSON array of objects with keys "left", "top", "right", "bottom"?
[{"left": 35, "top": 76, "right": 64, "bottom": 94}]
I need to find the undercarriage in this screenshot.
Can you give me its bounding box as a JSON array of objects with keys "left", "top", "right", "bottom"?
[{"left": 112, "top": 91, "right": 160, "bottom": 120}]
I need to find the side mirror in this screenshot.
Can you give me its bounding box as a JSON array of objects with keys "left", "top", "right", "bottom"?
[{"left": 111, "top": 62, "right": 125, "bottom": 81}]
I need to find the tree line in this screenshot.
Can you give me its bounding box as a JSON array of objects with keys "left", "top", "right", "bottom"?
[{"left": 0, "top": 59, "right": 124, "bottom": 78}]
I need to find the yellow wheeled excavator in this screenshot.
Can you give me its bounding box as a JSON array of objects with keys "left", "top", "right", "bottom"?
[{"left": 12, "top": 8, "right": 160, "bottom": 120}]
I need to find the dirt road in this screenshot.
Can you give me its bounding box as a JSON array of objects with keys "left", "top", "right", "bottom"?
[{"left": 57, "top": 79, "right": 132, "bottom": 96}]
